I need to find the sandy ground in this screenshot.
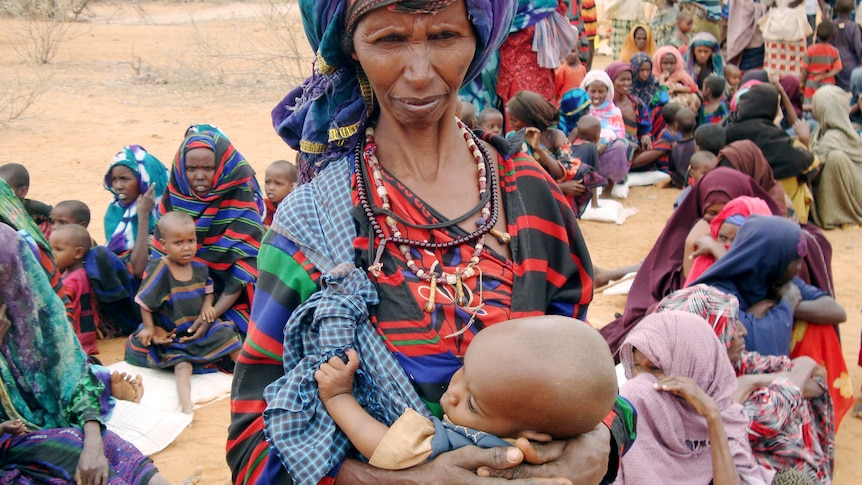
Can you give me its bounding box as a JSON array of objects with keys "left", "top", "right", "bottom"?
[{"left": 0, "top": 2, "right": 859, "bottom": 484}]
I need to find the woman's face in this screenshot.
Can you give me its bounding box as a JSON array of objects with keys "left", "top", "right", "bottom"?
[
  {"left": 631, "top": 348, "right": 666, "bottom": 380},
  {"left": 587, "top": 81, "right": 609, "bottom": 106},
  {"left": 638, "top": 62, "right": 652, "bottom": 82},
  {"left": 634, "top": 27, "right": 647, "bottom": 51},
  {"left": 613, "top": 71, "right": 632, "bottom": 97},
  {"left": 110, "top": 165, "right": 140, "bottom": 203},
  {"left": 703, "top": 202, "right": 726, "bottom": 222},
  {"left": 351, "top": 0, "right": 476, "bottom": 129},
  {"left": 693, "top": 45, "right": 712, "bottom": 67},
  {"left": 776, "top": 258, "right": 803, "bottom": 286},
  {"left": 184, "top": 147, "right": 217, "bottom": 198},
  {"left": 661, "top": 53, "right": 676, "bottom": 74},
  {"left": 507, "top": 110, "right": 525, "bottom": 131}
]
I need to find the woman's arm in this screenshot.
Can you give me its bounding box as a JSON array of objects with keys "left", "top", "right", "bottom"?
[
  {"left": 77, "top": 420, "right": 110, "bottom": 485},
  {"left": 655, "top": 376, "right": 741, "bottom": 485},
  {"left": 128, "top": 184, "right": 156, "bottom": 278},
  {"left": 794, "top": 295, "right": 847, "bottom": 324},
  {"left": 682, "top": 219, "right": 711, "bottom": 278}
]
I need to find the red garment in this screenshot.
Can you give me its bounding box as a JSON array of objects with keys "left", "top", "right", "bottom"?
[
  {"left": 263, "top": 198, "right": 277, "bottom": 227},
  {"left": 555, "top": 63, "right": 587, "bottom": 101},
  {"left": 497, "top": 26, "right": 557, "bottom": 109},
  {"left": 61, "top": 267, "right": 100, "bottom": 355},
  {"left": 802, "top": 43, "right": 842, "bottom": 103}
]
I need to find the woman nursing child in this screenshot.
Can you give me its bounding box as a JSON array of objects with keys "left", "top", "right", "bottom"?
[{"left": 581, "top": 69, "right": 631, "bottom": 197}]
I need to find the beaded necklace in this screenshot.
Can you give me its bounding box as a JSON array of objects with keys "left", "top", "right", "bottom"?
[{"left": 356, "top": 119, "right": 509, "bottom": 314}]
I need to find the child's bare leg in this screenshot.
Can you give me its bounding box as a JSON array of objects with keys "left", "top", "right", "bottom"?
[
  {"left": 175, "top": 362, "right": 193, "bottom": 414},
  {"left": 601, "top": 180, "right": 614, "bottom": 199}
]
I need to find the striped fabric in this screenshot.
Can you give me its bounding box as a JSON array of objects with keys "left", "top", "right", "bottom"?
[
  {"left": 227, "top": 149, "right": 624, "bottom": 484},
  {"left": 125, "top": 259, "right": 241, "bottom": 372},
  {"left": 0, "top": 428, "right": 159, "bottom": 484},
  {"left": 156, "top": 129, "right": 263, "bottom": 334},
  {"left": 532, "top": 10, "right": 579, "bottom": 69},
  {"left": 802, "top": 43, "right": 842, "bottom": 105}
]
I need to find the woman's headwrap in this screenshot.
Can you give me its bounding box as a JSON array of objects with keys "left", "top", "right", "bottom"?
[
  {"left": 274, "top": 0, "right": 517, "bottom": 183},
  {"left": 685, "top": 32, "right": 724, "bottom": 79},
  {"left": 651, "top": 46, "right": 698, "bottom": 92},
  {"left": 654, "top": 284, "right": 741, "bottom": 351},
  {"left": 558, "top": 87, "right": 590, "bottom": 135},
  {"left": 630, "top": 52, "right": 660, "bottom": 105},
  {"left": 103, "top": 145, "right": 169, "bottom": 255},
  {"left": 618, "top": 23, "right": 656, "bottom": 63},
  {"left": 580, "top": 69, "right": 615, "bottom": 99},
  {"left": 605, "top": 61, "right": 632, "bottom": 84}
]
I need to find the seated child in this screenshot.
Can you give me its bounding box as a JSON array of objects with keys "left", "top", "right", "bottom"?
[
  {"left": 49, "top": 224, "right": 100, "bottom": 355},
  {"left": 698, "top": 75, "right": 729, "bottom": 126},
  {"left": 314, "top": 315, "right": 619, "bottom": 470},
  {"left": 50, "top": 200, "right": 91, "bottom": 229},
  {"left": 476, "top": 107, "right": 504, "bottom": 136},
  {"left": 633, "top": 104, "right": 690, "bottom": 174},
  {"left": 684, "top": 196, "right": 773, "bottom": 286},
  {"left": 458, "top": 100, "right": 477, "bottom": 129},
  {"left": 559, "top": 116, "right": 607, "bottom": 215},
  {"left": 650, "top": 99, "right": 683, "bottom": 140},
  {"left": 674, "top": 150, "right": 719, "bottom": 208},
  {"left": 263, "top": 160, "right": 297, "bottom": 228},
  {"left": 125, "top": 211, "right": 242, "bottom": 414},
  {"left": 801, "top": 21, "right": 843, "bottom": 110},
  {"left": 724, "top": 64, "right": 741, "bottom": 100},
  {"left": 668, "top": 108, "right": 698, "bottom": 188},
  {"left": 693, "top": 123, "right": 726, "bottom": 155},
  {"left": 581, "top": 70, "right": 630, "bottom": 194},
  {"left": 0, "top": 163, "right": 52, "bottom": 238}
]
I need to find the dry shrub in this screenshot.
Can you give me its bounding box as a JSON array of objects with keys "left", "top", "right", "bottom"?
[
  {"left": 0, "top": 71, "right": 49, "bottom": 121},
  {"left": 5, "top": 0, "right": 90, "bottom": 64}
]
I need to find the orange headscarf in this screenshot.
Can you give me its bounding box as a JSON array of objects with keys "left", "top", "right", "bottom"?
[{"left": 619, "top": 24, "right": 656, "bottom": 63}]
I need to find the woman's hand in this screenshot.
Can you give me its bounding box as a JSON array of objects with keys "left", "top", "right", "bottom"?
[
  {"left": 0, "top": 303, "right": 10, "bottom": 345},
  {"left": 77, "top": 421, "right": 109, "bottom": 485},
  {"left": 180, "top": 318, "right": 210, "bottom": 343},
  {"left": 558, "top": 180, "right": 587, "bottom": 196},
  {"left": 525, "top": 127, "right": 541, "bottom": 151},
  {"left": 776, "top": 280, "right": 802, "bottom": 310},
  {"left": 135, "top": 184, "right": 156, "bottom": 219},
  {"left": 477, "top": 425, "right": 610, "bottom": 484},
  {"left": 640, "top": 135, "right": 652, "bottom": 151},
  {"left": 199, "top": 304, "right": 216, "bottom": 323},
  {"left": 655, "top": 375, "right": 719, "bottom": 419},
  {"left": 0, "top": 419, "right": 26, "bottom": 435},
  {"left": 792, "top": 120, "right": 810, "bottom": 147}
]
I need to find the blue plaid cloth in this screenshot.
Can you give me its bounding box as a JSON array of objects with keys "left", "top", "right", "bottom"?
[{"left": 262, "top": 157, "right": 430, "bottom": 485}]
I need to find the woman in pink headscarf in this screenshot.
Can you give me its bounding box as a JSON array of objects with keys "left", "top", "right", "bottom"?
[
  {"left": 684, "top": 195, "right": 773, "bottom": 286},
  {"left": 616, "top": 310, "right": 775, "bottom": 485},
  {"left": 652, "top": 45, "right": 701, "bottom": 111}
]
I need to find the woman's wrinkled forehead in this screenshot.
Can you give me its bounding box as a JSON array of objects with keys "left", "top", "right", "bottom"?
[{"left": 345, "top": 0, "right": 458, "bottom": 32}]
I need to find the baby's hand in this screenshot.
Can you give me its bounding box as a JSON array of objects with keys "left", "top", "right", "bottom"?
[
  {"left": 0, "top": 419, "right": 26, "bottom": 435},
  {"left": 315, "top": 349, "right": 360, "bottom": 403},
  {"left": 199, "top": 305, "right": 216, "bottom": 323}
]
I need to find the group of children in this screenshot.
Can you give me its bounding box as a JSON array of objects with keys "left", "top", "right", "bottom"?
[{"left": 0, "top": 154, "right": 298, "bottom": 415}]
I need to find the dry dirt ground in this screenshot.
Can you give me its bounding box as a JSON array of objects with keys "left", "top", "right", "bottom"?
[{"left": 1, "top": 2, "right": 859, "bottom": 484}]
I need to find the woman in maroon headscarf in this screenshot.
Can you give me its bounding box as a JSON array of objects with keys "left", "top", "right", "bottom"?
[{"left": 606, "top": 61, "right": 653, "bottom": 153}]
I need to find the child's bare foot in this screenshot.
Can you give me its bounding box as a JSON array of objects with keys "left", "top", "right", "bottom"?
[
  {"left": 177, "top": 467, "right": 202, "bottom": 485},
  {"left": 111, "top": 371, "right": 144, "bottom": 403},
  {"left": 853, "top": 401, "right": 862, "bottom": 419}
]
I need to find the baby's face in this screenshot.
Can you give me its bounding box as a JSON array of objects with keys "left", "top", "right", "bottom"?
[
  {"left": 725, "top": 70, "right": 741, "bottom": 89},
  {"left": 440, "top": 364, "right": 521, "bottom": 438},
  {"left": 265, "top": 167, "right": 295, "bottom": 205},
  {"left": 717, "top": 222, "right": 739, "bottom": 245},
  {"left": 479, "top": 115, "right": 504, "bottom": 136}
]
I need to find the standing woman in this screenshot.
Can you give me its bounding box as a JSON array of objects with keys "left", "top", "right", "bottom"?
[
  {"left": 156, "top": 127, "right": 263, "bottom": 336},
  {"left": 104, "top": 145, "right": 169, "bottom": 278},
  {"left": 618, "top": 24, "right": 656, "bottom": 63},
  {"left": 229, "top": 1, "right": 635, "bottom": 484}
]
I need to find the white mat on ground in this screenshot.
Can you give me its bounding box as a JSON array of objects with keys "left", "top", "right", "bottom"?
[
  {"left": 580, "top": 199, "right": 638, "bottom": 225},
  {"left": 602, "top": 272, "right": 637, "bottom": 295},
  {"left": 105, "top": 361, "right": 233, "bottom": 455},
  {"left": 627, "top": 171, "right": 670, "bottom": 187}
]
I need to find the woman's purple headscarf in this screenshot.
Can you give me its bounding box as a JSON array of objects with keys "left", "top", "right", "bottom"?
[{"left": 274, "top": 0, "right": 517, "bottom": 183}]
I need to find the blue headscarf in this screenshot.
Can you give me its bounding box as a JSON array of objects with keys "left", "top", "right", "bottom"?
[
  {"left": 693, "top": 215, "right": 806, "bottom": 310},
  {"left": 558, "top": 87, "right": 590, "bottom": 135},
  {"left": 274, "top": 0, "right": 517, "bottom": 183}
]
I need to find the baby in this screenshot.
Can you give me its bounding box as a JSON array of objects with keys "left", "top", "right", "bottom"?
[
  {"left": 673, "top": 151, "right": 718, "bottom": 209},
  {"left": 476, "top": 107, "right": 504, "bottom": 136},
  {"left": 315, "top": 316, "right": 618, "bottom": 470},
  {"left": 263, "top": 160, "right": 297, "bottom": 227},
  {"left": 723, "top": 64, "right": 741, "bottom": 99},
  {"left": 564, "top": 115, "right": 606, "bottom": 213},
  {"left": 459, "top": 100, "right": 477, "bottom": 129}
]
